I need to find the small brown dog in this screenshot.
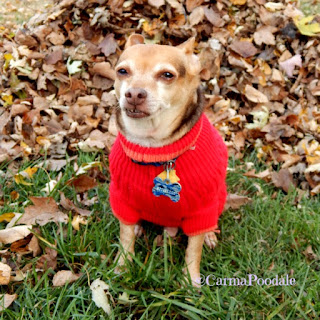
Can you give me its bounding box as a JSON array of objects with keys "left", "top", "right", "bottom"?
[{"left": 109, "top": 34, "right": 228, "bottom": 286}]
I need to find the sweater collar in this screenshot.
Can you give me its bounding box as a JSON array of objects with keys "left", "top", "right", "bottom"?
[{"left": 119, "top": 114, "right": 203, "bottom": 163}]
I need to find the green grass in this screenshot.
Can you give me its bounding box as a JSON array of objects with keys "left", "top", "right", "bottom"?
[
  {"left": 1, "top": 151, "right": 320, "bottom": 319},
  {"left": 299, "top": 0, "right": 320, "bottom": 16}
]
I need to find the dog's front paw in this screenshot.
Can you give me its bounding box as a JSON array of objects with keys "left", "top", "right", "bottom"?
[
  {"left": 204, "top": 231, "right": 218, "bottom": 249},
  {"left": 182, "top": 267, "right": 202, "bottom": 289},
  {"left": 114, "top": 251, "right": 133, "bottom": 274}
]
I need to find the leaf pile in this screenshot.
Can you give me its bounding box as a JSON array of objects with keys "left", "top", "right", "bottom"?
[{"left": 0, "top": 0, "right": 320, "bottom": 195}]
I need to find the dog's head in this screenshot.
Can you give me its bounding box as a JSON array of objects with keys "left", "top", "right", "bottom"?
[{"left": 114, "top": 34, "right": 202, "bottom": 146}]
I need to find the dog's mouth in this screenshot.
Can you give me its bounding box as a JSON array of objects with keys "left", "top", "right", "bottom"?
[{"left": 125, "top": 108, "right": 150, "bottom": 119}]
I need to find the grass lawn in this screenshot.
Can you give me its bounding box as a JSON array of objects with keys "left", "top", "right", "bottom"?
[
  {"left": 1, "top": 151, "right": 320, "bottom": 319},
  {"left": 1, "top": 0, "right": 320, "bottom": 319}
]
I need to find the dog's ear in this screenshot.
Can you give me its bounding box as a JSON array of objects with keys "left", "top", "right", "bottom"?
[
  {"left": 125, "top": 34, "right": 145, "bottom": 49},
  {"left": 177, "top": 37, "right": 195, "bottom": 55}
]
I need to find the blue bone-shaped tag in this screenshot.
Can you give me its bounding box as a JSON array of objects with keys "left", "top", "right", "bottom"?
[{"left": 152, "top": 177, "right": 181, "bottom": 202}]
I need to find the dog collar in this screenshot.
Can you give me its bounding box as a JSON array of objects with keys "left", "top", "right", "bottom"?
[{"left": 118, "top": 114, "right": 203, "bottom": 163}]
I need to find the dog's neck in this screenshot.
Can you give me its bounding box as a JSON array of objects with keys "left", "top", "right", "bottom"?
[{"left": 116, "top": 88, "right": 204, "bottom": 148}]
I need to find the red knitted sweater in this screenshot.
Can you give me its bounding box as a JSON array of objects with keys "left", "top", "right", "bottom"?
[{"left": 109, "top": 114, "right": 228, "bottom": 236}]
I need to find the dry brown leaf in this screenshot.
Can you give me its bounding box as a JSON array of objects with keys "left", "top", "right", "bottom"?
[
  {"left": 18, "top": 197, "right": 68, "bottom": 226},
  {"left": 0, "top": 294, "right": 17, "bottom": 311},
  {"left": 148, "top": 0, "right": 165, "bottom": 8},
  {"left": 59, "top": 192, "right": 91, "bottom": 216},
  {"left": 36, "top": 247, "right": 57, "bottom": 270},
  {"left": 52, "top": 270, "right": 82, "bottom": 287},
  {"left": 253, "top": 26, "right": 277, "bottom": 46},
  {"left": 0, "top": 225, "right": 32, "bottom": 244},
  {"left": 98, "top": 34, "right": 118, "bottom": 57},
  {"left": 186, "top": 0, "right": 204, "bottom": 12},
  {"left": 224, "top": 194, "right": 252, "bottom": 210},
  {"left": 244, "top": 85, "right": 269, "bottom": 103},
  {"left": 302, "top": 245, "right": 318, "bottom": 261},
  {"left": 10, "top": 234, "right": 33, "bottom": 253},
  {"left": 271, "top": 168, "right": 296, "bottom": 193},
  {"left": 27, "top": 234, "right": 42, "bottom": 257},
  {"left": 67, "top": 175, "right": 98, "bottom": 193},
  {"left": 189, "top": 7, "right": 204, "bottom": 26},
  {"left": 77, "top": 95, "right": 100, "bottom": 106},
  {"left": 244, "top": 169, "right": 271, "bottom": 180},
  {"left": 229, "top": 40, "right": 258, "bottom": 58},
  {"left": 0, "top": 262, "right": 11, "bottom": 285},
  {"left": 279, "top": 55, "right": 302, "bottom": 78}
]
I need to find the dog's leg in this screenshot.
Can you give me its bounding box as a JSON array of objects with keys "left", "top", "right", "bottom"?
[
  {"left": 115, "top": 221, "right": 136, "bottom": 273},
  {"left": 185, "top": 233, "right": 205, "bottom": 287}
]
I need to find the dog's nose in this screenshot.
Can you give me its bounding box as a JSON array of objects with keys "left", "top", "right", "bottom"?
[{"left": 125, "top": 88, "right": 147, "bottom": 106}]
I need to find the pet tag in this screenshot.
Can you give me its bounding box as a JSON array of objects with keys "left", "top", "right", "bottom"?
[{"left": 152, "top": 160, "right": 182, "bottom": 202}]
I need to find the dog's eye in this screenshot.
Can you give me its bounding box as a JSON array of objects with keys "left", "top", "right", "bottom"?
[
  {"left": 117, "top": 68, "right": 128, "bottom": 75},
  {"left": 162, "top": 72, "right": 174, "bottom": 79}
]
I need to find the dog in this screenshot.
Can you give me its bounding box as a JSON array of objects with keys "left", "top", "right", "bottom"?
[{"left": 109, "top": 34, "right": 228, "bottom": 287}]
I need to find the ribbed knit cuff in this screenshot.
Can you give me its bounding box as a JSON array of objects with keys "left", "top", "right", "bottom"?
[{"left": 119, "top": 115, "right": 204, "bottom": 163}]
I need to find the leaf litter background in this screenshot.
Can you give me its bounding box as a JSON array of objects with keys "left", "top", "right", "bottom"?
[{"left": 0, "top": 0, "right": 320, "bottom": 313}]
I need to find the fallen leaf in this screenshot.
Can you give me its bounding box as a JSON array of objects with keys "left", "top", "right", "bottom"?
[
  {"left": 18, "top": 197, "right": 68, "bottom": 226},
  {"left": 0, "top": 225, "right": 32, "bottom": 244},
  {"left": 0, "top": 213, "right": 15, "bottom": 223},
  {"left": 229, "top": 40, "right": 258, "bottom": 58},
  {"left": 271, "top": 168, "right": 296, "bottom": 193},
  {"left": 41, "top": 180, "right": 58, "bottom": 194},
  {"left": 0, "top": 294, "right": 17, "bottom": 311},
  {"left": 244, "top": 169, "right": 271, "bottom": 180},
  {"left": 27, "top": 234, "right": 42, "bottom": 257},
  {"left": 0, "top": 262, "right": 11, "bottom": 285},
  {"left": 67, "top": 175, "right": 97, "bottom": 193},
  {"left": 302, "top": 245, "right": 318, "bottom": 261},
  {"left": 224, "top": 194, "right": 252, "bottom": 210},
  {"left": 244, "top": 85, "right": 269, "bottom": 103},
  {"left": 71, "top": 215, "right": 88, "bottom": 230},
  {"left": 230, "top": 0, "right": 247, "bottom": 5},
  {"left": 67, "top": 57, "right": 82, "bottom": 75},
  {"left": 245, "top": 106, "right": 269, "bottom": 129},
  {"left": 98, "top": 34, "right": 118, "bottom": 57},
  {"left": 60, "top": 192, "right": 91, "bottom": 216},
  {"left": 254, "top": 26, "right": 277, "bottom": 46},
  {"left": 294, "top": 15, "right": 320, "bottom": 37},
  {"left": 10, "top": 234, "right": 33, "bottom": 253},
  {"left": 148, "top": 0, "right": 165, "bottom": 8},
  {"left": 90, "top": 279, "right": 112, "bottom": 315},
  {"left": 36, "top": 247, "right": 57, "bottom": 270},
  {"left": 189, "top": 6, "right": 204, "bottom": 26},
  {"left": 279, "top": 55, "right": 302, "bottom": 78},
  {"left": 52, "top": 270, "right": 82, "bottom": 287}
]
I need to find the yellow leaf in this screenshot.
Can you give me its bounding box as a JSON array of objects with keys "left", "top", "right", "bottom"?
[
  {"left": 20, "top": 141, "right": 32, "bottom": 155},
  {"left": 294, "top": 15, "right": 320, "bottom": 36},
  {"left": 2, "top": 94, "right": 13, "bottom": 106},
  {"left": 3, "top": 53, "right": 13, "bottom": 70},
  {"left": 230, "top": 0, "right": 247, "bottom": 5},
  {"left": 71, "top": 215, "right": 88, "bottom": 231},
  {"left": 24, "top": 167, "right": 38, "bottom": 178},
  {"left": 14, "top": 174, "right": 33, "bottom": 186},
  {"left": 36, "top": 136, "right": 51, "bottom": 149},
  {"left": 0, "top": 213, "right": 15, "bottom": 223}
]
